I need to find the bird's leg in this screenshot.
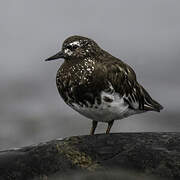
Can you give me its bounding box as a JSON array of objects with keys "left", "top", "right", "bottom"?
[
  {"left": 106, "top": 120, "right": 114, "bottom": 134},
  {"left": 90, "top": 120, "right": 98, "bottom": 135}
]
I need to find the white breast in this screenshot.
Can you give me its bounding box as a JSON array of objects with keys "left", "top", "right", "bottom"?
[{"left": 70, "top": 91, "right": 139, "bottom": 122}]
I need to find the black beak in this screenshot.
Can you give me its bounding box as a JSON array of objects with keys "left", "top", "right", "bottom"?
[{"left": 45, "top": 50, "right": 65, "bottom": 61}]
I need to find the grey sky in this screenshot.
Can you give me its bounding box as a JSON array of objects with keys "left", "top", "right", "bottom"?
[{"left": 0, "top": 0, "right": 180, "bottom": 149}]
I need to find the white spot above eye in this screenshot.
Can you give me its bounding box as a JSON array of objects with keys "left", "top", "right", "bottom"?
[
  {"left": 69, "top": 41, "right": 80, "bottom": 46},
  {"left": 64, "top": 48, "right": 73, "bottom": 56}
]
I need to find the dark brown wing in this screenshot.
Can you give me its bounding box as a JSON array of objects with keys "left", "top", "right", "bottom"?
[{"left": 94, "top": 55, "right": 163, "bottom": 112}]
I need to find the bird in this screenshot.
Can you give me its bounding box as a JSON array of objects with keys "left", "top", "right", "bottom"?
[{"left": 45, "top": 35, "right": 163, "bottom": 135}]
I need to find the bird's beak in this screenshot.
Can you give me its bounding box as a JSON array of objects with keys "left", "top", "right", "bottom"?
[{"left": 45, "top": 50, "right": 65, "bottom": 61}]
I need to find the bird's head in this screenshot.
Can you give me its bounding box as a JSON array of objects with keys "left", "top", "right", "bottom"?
[{"left": 45, "top": 35, "right": 101, "bottom": 62}]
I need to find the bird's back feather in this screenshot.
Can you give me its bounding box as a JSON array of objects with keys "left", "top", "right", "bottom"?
[{"left": 93, "top": 51, "right": 163, "bottom": 112}]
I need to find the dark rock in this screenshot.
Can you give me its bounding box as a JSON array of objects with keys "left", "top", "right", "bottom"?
[{"left": 0, "top": 133, "right": 180, "bottom": 180}]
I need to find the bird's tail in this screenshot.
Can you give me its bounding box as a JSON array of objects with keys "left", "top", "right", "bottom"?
[{"left": 141, "top": 86, "right": 163, "bottom": 112}]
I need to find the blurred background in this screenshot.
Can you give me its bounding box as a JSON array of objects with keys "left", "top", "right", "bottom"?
[{"left": 0, "top": 0, "right": 180, "bottom": 150}]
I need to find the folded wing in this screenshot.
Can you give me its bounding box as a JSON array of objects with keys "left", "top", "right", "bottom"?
[{"left": 95, "top": 58, "right": 163, "bottom": 112}]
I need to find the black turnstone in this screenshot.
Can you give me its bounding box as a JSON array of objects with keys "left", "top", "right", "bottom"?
[{"left": 45, "top": 35, "right": 163, "bottom": 135}]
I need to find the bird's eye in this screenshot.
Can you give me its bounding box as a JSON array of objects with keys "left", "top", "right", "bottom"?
[
  {"left": 66, "top": 44, "right": 79, "bottom": 51},
  {"left": 66, "top": 45, "right": 73, "bottom": 50},
  {"left": 73, "top": 44, "right": 79, "bottom": 49}
]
